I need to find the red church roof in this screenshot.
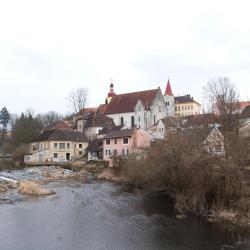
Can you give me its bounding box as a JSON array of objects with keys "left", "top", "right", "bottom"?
[
  {"left": 164, "top": 79, "right": 173, "bottom": 96},
  {"left": 105, "top": 89, "right": 159, "bottom": 115}
]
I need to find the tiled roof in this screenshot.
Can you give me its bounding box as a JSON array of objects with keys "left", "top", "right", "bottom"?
[
  {"left": 105, "top": 89, "right": 159, "bottom": 115},
  {"left": 84, "top": 112, "right": 114, "bottom": 128},
  {"left": 43, "top": 120, "right": 72, "bottom": 131},
  {"left": 97, "top": 104, "right": 108, "bottom": 114},
  {"left": 175, "top": 94, "right": 200, "bottom": 105},
  {"left": 103, "top": 129, "right": 133, "bottom": 139},
  {"left": 179, "top": 127, "right": 216, "bottom": 145},
  {"left": 32, "top": 129, "right": 88, "bottom": 142},
  {"left": 98, "top": 125, "right": 123, "bottom": 135},
  {"left": 242, "top": 105, "right": 250, "bottom": 118},
  {"left": 78, "top": 107, "right": 97, "bottom": 116},
  {"left": 184, "top": 113, "right": 219, "bottom": 127},
  {"left": 161, "top": 117, "right": 180, "bottom": 128}
]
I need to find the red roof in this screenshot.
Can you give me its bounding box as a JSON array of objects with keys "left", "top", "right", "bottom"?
[
  {"left": 239, "top": 101, "right": 250, "bottom": 109},
  {"left": 43, "top": 120, "right": 72, "bottom": 131},
  {"left": 164, "top": 79, "right": 173, "bottom": 96},
  {"left": 105, "top": 89, "right": 159, "bottom": 115},
  {"left": 78, "top": 107, "right": 97, "bottom": 116},
  {"left": 97, "top": 104, "right": 108, "bottom": 114}
]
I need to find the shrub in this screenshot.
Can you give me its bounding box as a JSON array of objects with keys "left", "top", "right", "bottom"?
[{"left": 121, "top": 134, "right": 243, "bottom": 216}]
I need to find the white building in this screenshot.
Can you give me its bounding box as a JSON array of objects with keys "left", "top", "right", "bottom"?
[{"left": 99, "top": 83, "right": 168, "bottom": 131}]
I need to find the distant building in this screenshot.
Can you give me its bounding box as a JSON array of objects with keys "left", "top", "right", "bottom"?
[
  {"left": 101, "top": 82, "right": 168, "bottom": 130},
  {"left": 77, "top": 111, "right": 115, "bottom": 141},
  {"left": 24, "top": 129, "right": 88, "bottom": 163},
  {"left": 241, "top": 105, "right": 250, "bottom": 137},
  {"left": 154, "top": 117, "right": 181, "bottom": 140},
  {"left": 103, "top": 128, "right": 151, "bottom": 167},
  {"left": 175, "top": 94, "right": 201, "bottom": 117},
  {"left": 179, "top": 126, "right": 224, "bottom": 155},
  {"left": 86, "top": 138, "right": 103, "bottom": 161}
]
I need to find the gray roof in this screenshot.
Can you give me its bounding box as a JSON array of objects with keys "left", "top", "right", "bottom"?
[
  {"left": 175, "top": 94, "right": 200, "bottom": 105},
  {"left": 98, "top": 125, "right": 123, "bottom": 135},
  {"left": 161, "top": 117, "right": 180, "bottom": 128},
  {"left": 179, "top": 127, "right": 215, "bottom": 145},
  {"left": 86, "top": 139, "right": 103, "bottom": 152},
  {"left": 84, "top": 112, "right": 114, "bottom": 128},
  {"left": 103, "top": 129, "right": 133, "bottom": 139},
  {"left": 31, "top": 129, "right": 88, "bottom": 142}
]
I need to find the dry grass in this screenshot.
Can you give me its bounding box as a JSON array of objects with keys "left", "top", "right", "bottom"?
[
  {"left": 18, "top": 181, "right": 55, "bottom": 196},
  {"left": 0, "top": 185, "right": 8, "bottom": 194}
]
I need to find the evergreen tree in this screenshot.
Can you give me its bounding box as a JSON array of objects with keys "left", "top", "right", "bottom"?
[{"left": 0, "top": 107, "right": 10, "bottom": 130}]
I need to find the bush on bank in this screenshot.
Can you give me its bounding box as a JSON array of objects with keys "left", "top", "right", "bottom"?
[{"left": 121, "top": 134, "right": 245, "bottom": 217}]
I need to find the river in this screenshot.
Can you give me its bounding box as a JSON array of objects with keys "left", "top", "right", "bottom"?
[{"left": 0, "top": 166, "right": 250, "bottom": 250}]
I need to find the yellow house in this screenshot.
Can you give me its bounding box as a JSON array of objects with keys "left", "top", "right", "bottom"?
[
  {"left": 24, "top": 129, "right": 88, "bottom": 163},
  {"left": 175, "top": 94, "right": 201, "bottom": 117}
]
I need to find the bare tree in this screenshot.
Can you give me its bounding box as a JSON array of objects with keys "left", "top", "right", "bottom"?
[
  {"left": 203, "top": 77, "right": 246, "bottom": 162},
  {"left": 37, "top": 111, "right": 63, "bottom": 128},
  {"left": 67, "top": 87, "right": 88, "bottom": 129}
]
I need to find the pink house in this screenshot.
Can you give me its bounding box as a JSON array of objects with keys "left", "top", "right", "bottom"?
[{"left": 103, "top": 128, "right": 151, "bottom": 167}]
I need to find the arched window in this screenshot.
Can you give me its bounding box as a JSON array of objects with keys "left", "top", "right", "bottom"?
[
  {"left": 120, "top": 117, "right": 124, "bottom": 125},
  {"left": 131, "top": 116, "right": 135, "bottom": 127}
]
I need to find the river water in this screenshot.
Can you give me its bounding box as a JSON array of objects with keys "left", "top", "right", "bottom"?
[{"left": 0, "top": 168, "right": 250, "bottom": 250}]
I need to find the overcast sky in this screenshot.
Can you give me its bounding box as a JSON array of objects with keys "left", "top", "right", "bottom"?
[{"left": 0, "top": 0, "right": 250, "bottom": 115}]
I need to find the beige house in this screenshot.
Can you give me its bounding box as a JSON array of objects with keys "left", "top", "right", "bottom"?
[
  {"left": 24, "top": 129, "right": 88, "bottom": 163},
  {"left": 175, "top": 94, "right": 201, "bottom": 117}
]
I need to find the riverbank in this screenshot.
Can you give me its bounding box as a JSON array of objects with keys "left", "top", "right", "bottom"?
[{"left": 97, "top": 165, "right": 250, "bottom": 228}]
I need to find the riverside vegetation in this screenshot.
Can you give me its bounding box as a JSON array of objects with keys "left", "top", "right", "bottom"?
[{"left": 121, "top": 132, "right": 250, "bottom": 226}]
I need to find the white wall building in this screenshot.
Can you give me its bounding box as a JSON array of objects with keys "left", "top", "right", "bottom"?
[{"left": 101, "top": 84, "right": 168, "bottom": 131}]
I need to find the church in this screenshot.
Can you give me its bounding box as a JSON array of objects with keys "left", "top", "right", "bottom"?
[{"left": 98, "top": 82, "right": 168, "bottom": 130}]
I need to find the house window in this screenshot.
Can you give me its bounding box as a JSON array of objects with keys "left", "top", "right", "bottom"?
[
  {"left": 114, "top": 149, "right": 117, "bottom": 155},
  {"left": 175, "top": 107, "right": 177, "bottom": 111},
  {"left": 131, "top": 116, "right": 135, "bottom": 127},
  {"left": 114, "top": 138, "right": 117, "bottom": 144},
  {"left": 120, "top": 117, "right": 124, "bottom": 125},
  {"left": 138, "top": 116, "right": 140, "bottom": 122},
  {"left": 122, "top": 149, "right": 125, "bottom": 155},
  {"left": 79, "top": 144, "right": 82, "bottom": 148},
  {"left": 54, "top": 153, "right": 58, "bottom": 158},
  {"left": 67, "top": 143, "right": 70, "bottom": 148},
  {"left": 59, "top": 143, "right": 65, "bottom": 149},
  {"left": 54, "top": 143, "right": 57, "bottom": 148},
  {"left": 79, "top": 151, "right": 83, "bottom": 155},
  {"left": 106, "top": 139, "right": 110, "bottom": 145},
  {"left": 178, "top": 106, "right": 180, "bottom": 111},
  {"left": 105, "top": 150, "right": 108, "bottom": 155},
  {"left": 108, "top": 150, "right": 111, "bottom": 155},
  {"left": 126, "top": 149, "right": 129, "bottom": 155},
  {"left": 123, "top": 138, "right": 129, "bottom": 144},
  {"left": 154, "top": 115, "right": 156, "bottom": 125}
]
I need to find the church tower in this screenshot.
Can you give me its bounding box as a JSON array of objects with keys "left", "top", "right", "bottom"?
[
  {"left": 164, "top": 79, "right": 175, "bottom": 116},
  {"left": 106, "top": 81, "right": 116, "bottom": 104}
]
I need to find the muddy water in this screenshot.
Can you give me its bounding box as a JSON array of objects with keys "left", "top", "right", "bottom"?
[{"left": 0, "top": 179, "right": 250, "bottom": 249}]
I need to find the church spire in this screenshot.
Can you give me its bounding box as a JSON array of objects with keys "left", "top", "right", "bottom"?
[
  {"left": 164, "top": 79, "right": 173, "bottom": 96},
  {"left": 106, "top": 79, "right": 116, "bottom": 104}
]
